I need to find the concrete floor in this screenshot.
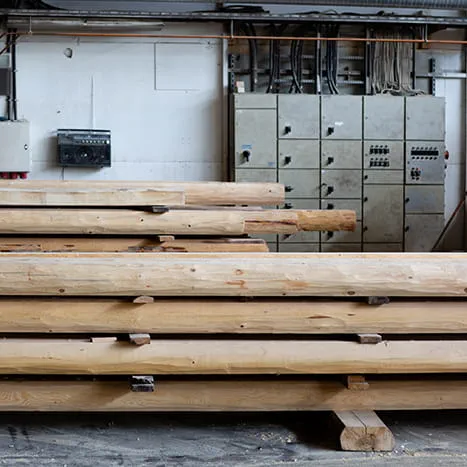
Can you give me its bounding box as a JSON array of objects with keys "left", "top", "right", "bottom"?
[{"left": 0, "top": 411, "right": 466, "bottom": 466}]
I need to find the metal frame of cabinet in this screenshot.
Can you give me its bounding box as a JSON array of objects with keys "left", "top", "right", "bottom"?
[{"left": 231, "top": 94, "right": 446, "bottom": 252}]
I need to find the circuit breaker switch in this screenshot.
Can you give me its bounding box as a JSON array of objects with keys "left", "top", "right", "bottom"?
[
  {"left": 285, "top": 185, "right": 294, "bottom": 193},
  {"left": 327, "top": 156, "right": 334, "bottom": 166},
  {"left": 284, "top": 156, "right": 292, "bottom": 165},
  {"left": 284, "top": 125, "right": 292, "bottom": 135},
  {"left": 326, "top": 186, "right": 334, "bottom": 195}
]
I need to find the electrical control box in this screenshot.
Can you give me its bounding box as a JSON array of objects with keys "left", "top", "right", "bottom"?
[
  {"left": 231, "top": 94, "right": 446, "bottom": 252},
  {"left": 0, "top": 120, "right": 31, "bottom": 172},
  {"left": 57, "top": 129, "right": 111, "bottom": 168}
]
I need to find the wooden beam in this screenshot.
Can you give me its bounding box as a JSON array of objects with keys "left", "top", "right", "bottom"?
[
  {"left": 332, "top": 411, "right": 395, "bottom": 452},
  {"left": 0, "top": 237, "right": 269, "bottom": 253},
  {"left": 0, "top": 209, "right": 355, "bottom": 235},
  {"left": 0, "top": 252, "right": 463, "bottom": 296},
  {"left": 0, "top": 298, "right": 465, "bottom": 334},
  {"left": 0, "top": 181, "right": 285, "bottom": 206},
  {"left": 0, "top": 339, "right": 466, "bottom": 374},
  {"left": 0, "top": 188, "right": 185, "bottom": 206},
  {"left": 0, "top": 378, "right": 465, "bottom": 411},
  {"left": 243, "top": 210, "right": 356, "bottom": 233}
]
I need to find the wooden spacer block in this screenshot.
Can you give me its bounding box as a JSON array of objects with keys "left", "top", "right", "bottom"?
[
  {"left": 129, "top": 333, "right": 151, "bottom": 346},
  {"left": 332, "top": 410, "right": 395, "bottom": 452},
  {"left": 90, "top": 337, "right": 117, "bottom": 343},
  {"left": 357, "top": 334, "right": 383, "bottom": 344},
  {"left": 345, "top": 375, "right": 369, "bottom": 391},
  {"left": 157, "top": 235, "right": 175, "bottom": 242},
  {"left": 133, "top": 296, "right": 155, "bottom": 304}
]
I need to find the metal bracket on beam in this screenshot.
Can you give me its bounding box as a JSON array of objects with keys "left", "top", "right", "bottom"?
[
  {"left": 357, "top": 333, "right": 383, "bottom": 344},
  {"left": 130, "top": 375, "right": 155, "bottom": 393},
  {"left": 367, "top": 296, "right": 390, "bottom": 306}
]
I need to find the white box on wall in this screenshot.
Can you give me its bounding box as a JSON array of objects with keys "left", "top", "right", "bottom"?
[{"left": 0, "top": 120, "right": 31, "bottom": 172}]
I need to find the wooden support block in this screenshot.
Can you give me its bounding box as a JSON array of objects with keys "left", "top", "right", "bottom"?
[
  {"left": 90, "top": 337, "right": 117, "bottom": 343},
  {"left": 0, "top": 252, "right": 464, "bottom": 297},
  {"left": 0, "top": 181, "right": 285, "bottom": 206},
  {"left": 358, "top": 334, "right": 383, "bottom": 344},
  {"left": 332, "top": 411, "right": 395, "bottom": 452},
  {"left": 345, "top": 375, "right": 369, "bottom": 391},
  {"left": 130, "top": 376, "right": 155, "bottom": 393},
  {"left": 133, "top": 296, "right": 155, "bottom": 304},
  {"left": 157, "top": 235, "right": 175, "bottom": 242},
  {"left": 129, "top": 333, "right": 151, "bottom": 346}
]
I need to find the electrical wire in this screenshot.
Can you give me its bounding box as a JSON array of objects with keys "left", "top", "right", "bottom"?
[{"left": 371, "top": 28, "right": 424, "bottom": 95}]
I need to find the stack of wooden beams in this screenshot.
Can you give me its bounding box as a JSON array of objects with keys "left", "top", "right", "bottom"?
[
  {"left": 0, "top": 181, "right": 465, "bottom": 451},
  {"left": 0, "top": 181, "right": 356, "bottom": 252},
  {"left": 0, "top": 252, "right": 464, "bottom": 412}
]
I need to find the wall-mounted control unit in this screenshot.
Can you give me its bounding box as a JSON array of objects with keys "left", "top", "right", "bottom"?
[
  {"left": 57, "top": 129, "right": 111, "bottom": 168},
  {"left": 0, "top": 120, "right": 31, "bottom": 178}
]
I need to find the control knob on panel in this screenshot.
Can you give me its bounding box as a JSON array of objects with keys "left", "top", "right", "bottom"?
[
  {"left": 284, "top": 155, "right": 292, "bottom": 165},
  {"left": 284, "top": 125, "right": 292, "bottom": 135},
  {"left": 285, "top": 185, "right": 294, "bottom": 193}
]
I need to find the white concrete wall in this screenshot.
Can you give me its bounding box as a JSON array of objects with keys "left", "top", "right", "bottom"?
[{"left": 13, "top": 23, "right": 225, "bottom": 181}]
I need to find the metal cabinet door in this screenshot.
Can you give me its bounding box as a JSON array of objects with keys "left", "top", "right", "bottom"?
[
  {"left": 405, "top": 141, "right": 445, "bottom": 185},
  {"left": 321, "top": 141, "right": 362, "bottom": 170},
  {"left": 279, "top": 140, "right": 319, "bottom": 169},
  {"left": 405, "top": 214, "right": 444, "bottom": 251},
  {"left": 282, "top": 199, "right": 320, "bottom": 210},
  {"left": 363, "top": 184, "right": 404, "bottom": 243},
  {"left": 406, "top": 97, "right": 445, "bottom": 141},
  {"left": 405, "top": 185, "right": 444, "bottom": 214},
  {"left": 235, "top": 169, "right": 277, "bottom": 183},
  {"left": 279, "top": 170, "right": 320, "bottom": 198},
  {"left": 321, "top": 243, "right": 362, "bottom": 252},
  {"left": 278, "top": 95, "right": 320, "bottom": 139},
  {"left": 321, "top": 170, "right": 362, "bottom": 199},
  {"left": 234, "top": 109, "right": 277, "bottom": 168},
  {"left": 364, "top": 96, "right": 404, "bottom": 140},
  {"left": 321, "top": 96, "right": 363, "bottom": 140},
  {"left": 279, "top": 243, "right": 319, "bottom": 252},
  {"left": 363, "top": 243, "right": 403, "bottom": 252}
]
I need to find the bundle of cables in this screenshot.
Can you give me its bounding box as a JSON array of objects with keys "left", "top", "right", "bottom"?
[
  {"left": 371, "top": 28, "right": 424, "bottom": 96},
  {"left": 325, "top": 25, "right": 340, "bottom": 95}
]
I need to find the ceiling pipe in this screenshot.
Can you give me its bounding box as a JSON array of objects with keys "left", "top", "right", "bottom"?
[
  {"left": 5, "top": 30, "right": 467, "bottom": 45},
  {"left": 62, "top": 0, "right": 467, "bottom": 8}
]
